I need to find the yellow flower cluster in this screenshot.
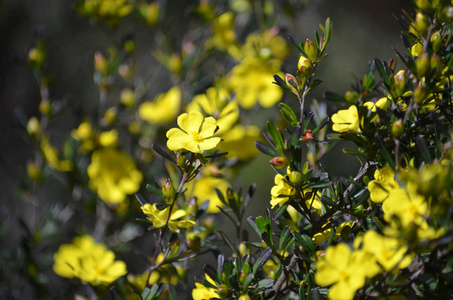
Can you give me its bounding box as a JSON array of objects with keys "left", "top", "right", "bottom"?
[
  {"left": 53, "top": 235, "right": 127, "bottom": 285},
  {"left": 141, "top": 203, "right": 195, "bottom": 233},
  {"left": 139, "top": 86, "right": 181, "bottom": 125}
]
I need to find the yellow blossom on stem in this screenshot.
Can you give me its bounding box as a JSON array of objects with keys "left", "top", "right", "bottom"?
[
  {"left": 141, "top": 203, "right": 195, "bottom": 233},
  {"left": 187, "top": 86, "right": 239, "bottom": 135},
  {"left": 166, "top": 111, "right": 221, "bottom": 154},
  {"left": 229, "top": 57, "right": 283, "bottom": 109},
  {"left": 192, "top": 274, "right": 222, "bottom": 300},
  {"left": 315, "top": 243, "right": 367, "bottom": 300},
  {"left": 40, "top": 135, "right": 73, "bottom": 172},
  {"left": 87, "top": 148, "right": 142, "bottom": 204},
  {"left": 331, "top": 105, "right": 360, "bottom": 133},
  {"left": 139, "top": 86, "right": 181, "bottom": 125},
  {"left": 362, "top": 230, "right": 412, "bottom": 272},
  {"left": 53, "top": 235, "right": 127, "bottom": 286},
  {"left": 368, "top": 166, "right": 399, "bottom": 203}
]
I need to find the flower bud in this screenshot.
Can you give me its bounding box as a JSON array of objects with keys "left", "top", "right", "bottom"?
[
  {"left": 140, "top": 2, "right": 159, "bottom": 26},
  {"left": 345, "top": 90, "right": 359, "bottom": 104},
  {"left": 218, "top": 284, "right": 229, "bottom": 298},
  {"left": 430, "top": 54, "right": 443, "bottom": 73},
  {"left": 186, "top": 232, "right": 201, "bottom": 252},
  {"left": 27, "top": 161, "right": 41, "bottom": 181},
  {"left": 302, "top": 129, "right": 314, "bottom": 142},
  {"left": 289, "top": 171, "right": 303, "bottom": 186},
  {"left": 392, "top": 120, "right": 404, "bottom": 138},
  {"left": 238, "top": 295, "right": 251, "bottom": 300},
  {"left": 162, "top": 179, "right": 176, "bottom": 203},
  {"left": 392, "top": 70, "right": 406, "bottom": 97},
  {"left": 123, "top": 40, "right": 135, "bottom": 54},
  {"left": 94, "top": 51, "right": 109, "bottom": 76},
  {"left": 28, "top": 47, "right": 44, "bottom": 67},
  {"left": 413, "top": 84, "right": 426, "bottom": 105},
  {"left": 304, "top": 38, "right": 317, "bottom": 61},
  {"left": 416, "top": 53, "right": 430, "bottom": 77},
  {"left": 39, "top": 99, "right": 51, "bottom": 116},
  {"left": 120, "top": 88, "right": 135, "bottom": 107},
  {"left": 297, "top": 55, "right": 311, "bottom": 74},
  {"left": 238, "top": 270, "right": 247, "bottom": 283},
  {"left": 414, "top": 13, "right": 429, "bottom": 35},
  {"left": 27, "top": 117, "right": 41, "bottom": 138},
  {"left": 176, "top": 155, "right": 187, "bottom": 169},
  {"left": 415, "top": 0, "right": 431, "bottom": 12},
  {"left": 270, "top": 156, "right": 288, "bottom": 169},
  {"left": 430, "top": 31, "right": 442, "bottom": 53},
  {"left": 285, "top": 73, "right": 300, "bottom": 96},
  {"left": 168, "top": 53, "right": 183, "bottom": 75}
]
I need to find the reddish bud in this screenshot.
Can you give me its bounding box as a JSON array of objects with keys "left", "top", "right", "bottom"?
[
  {"left": 298, "top": 55, "right": 311, "bottom": 74},
  {"left": 304, "top": 38, "right": 317, "bottom": 61},
  {"left": 302, "top": 129, "right": 314, "bottom": 142},
  {"left": 285, "top": 73, "right": 300, "bottom": 96},
  {"left": 270, "top": 157, "right": 288, "bottom": 169}
]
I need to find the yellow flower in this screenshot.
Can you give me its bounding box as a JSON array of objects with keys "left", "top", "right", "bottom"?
[
  {"left": 166, "top": 111, "right": 221, "bottom": 154},
  {"left": 362, "top": 230, "right": 412, "bottom": 272},
  {"left": 411, "top": 43, "right": 424, "bottom": 58},
  {"left": 87, "top": 148, "right": 142, "bottom": 204},
  {"left": 99, "top": 129, "right": 118, "bottom": 147},
  {"left": 331, "top": 105, "right": 359, "bottom": 133},
  {"left": 53, "top": 235, "right": 127, "bottom": 285},
  {"left": 229, "top": 57, "right": 283, "bottom": 109},
  {"left": 232, "top": 29, "right": 289, "bottom": 62},
  {"left": 312, "top": 221, "right": 355, "bottom": 245},
  {"left": 270, "top": 168, "right": 312, "bottom": 209},
  {"left": 187, "top": 86, "right": 239, "bottom": 135},
  {"left": 141, "top": 203, "right": 195, "bottom": 233},
  {"left": 192, "top": 274, "right": 221, "bottom": 300},
  {"left": 217, "top": 124, "right": 261, "bottom": 160},
  {"left": 315, "top": 243, "right": 367, "bottom": 300},
  {"left": 139, "top": 86, "right": 181, "bottom": 125},
  {"left": 185, "top": 174, "right": 231, "bottom": 213},
  {"left": 363, "top": 97, "right": 388, "bottom": 122},
  {"left": 206, "top": 11, "right": 237, "bottom": 53},
  {"left": 40, "top": 134, "right": 73, "bottom": 172},
  {"left": 368, "top": 166, "right": 399, "bottom": 203}
]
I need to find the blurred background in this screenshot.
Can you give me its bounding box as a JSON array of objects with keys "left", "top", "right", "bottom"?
[{"left": 0, "top": 0, "right": 411, "bottom": 298}]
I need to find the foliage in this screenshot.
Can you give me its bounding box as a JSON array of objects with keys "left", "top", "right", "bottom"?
[{"left": 5, "top": 0, "right": 453, "bottom": 299}]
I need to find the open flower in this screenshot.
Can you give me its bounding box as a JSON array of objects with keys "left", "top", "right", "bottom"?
[
  {"left": 139, "top": 86, "right": 181, "bottom": 125},
  {"left": 166, "top": 111, "right": 221, "bottom": 153},
  {"left": 368, "top": 166, "right": 399, "bottom": 203},
  {"left": 53, "top": 235, "right": 127, "bottom": 286},
  {"left": 315, "top": 243, "right": 367, "bottom": 300},
  {"left": 141, "top": 203, "right": 195, "bottom": 233},
  {"left": 331, "top": 105, "right": 359, "bottom": 133},
  {"left": 87, "top": 148, "right": 142, "bottom": 204}
]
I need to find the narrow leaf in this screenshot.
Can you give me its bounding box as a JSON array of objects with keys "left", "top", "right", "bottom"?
[
  {"left": 267, "top": 121, "right": 284, "bottom": 153},
  {"left": 255, "top": 141, "right": 281, "bottom": 157},
  {"left": 152, "top": 144, "right": 176, "bottom": 163},
  {"left": 146, "top": 184, "right": 163, "bottom": 197},
  {"left": 252, "top": 247, "right": 273, "bottom": 274}
]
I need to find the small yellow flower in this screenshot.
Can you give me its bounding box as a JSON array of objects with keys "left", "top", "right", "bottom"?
[
  {"left": 187, "top": 86, "right": 239, "bottom": 135},
  {"left": 166, "top": 111, "right": 221, "bottom": 154},
  {"left": 192, "top": 274, "right": 221, "bottom": 300},
  {"left": 99, "top": 129, "right": 118, "bottom": 147},
  {"left": 361, "top": 230, "right": 412, "bottom": 272},
  {"left": 331, "top": 105, "right": 359, "bottom": 133},
  {"left": 141, "top": 203, "right": 195, "bottom": 233},
  {"left": 87, "top": 148, "right": 142, "bottom": 204},
  {"left": 228, "top": 57, "right": 283, "bottom": 109},
  {"left": 53, "top": 235, "right": 127, "bottom": 286},
  {"left": 139, "top": 86, "right": 181, "bottom": 125},
  {"left": 315, "top": 243, "right": 366, "bottom": 300},
  {"left": 368, "top": 166, "right": 399, "bottom": 203}
]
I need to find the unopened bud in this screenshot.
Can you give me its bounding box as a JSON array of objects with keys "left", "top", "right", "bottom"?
[
  {"left": 430, "top": 54, "right": 443, "bottom": 73},
  {"left": 414, "top": 12, "right": 429, "bottom": 36},
  {"left": 392, "top": 70, "right": 406, "bottom": 97},
  {"left": 270, "top": 156, "right": 288, "bottom": 169},
  {"left": 162, "top": 179, "right": 176, "bottom": 203},
  {"left": 120, "top": 88, "right": 135, "bottom": 107},
  {"left": 415, "top": 0, "right": 431, "bottom": 12},
  {"left": 238, "top": 295, "right": 251, "bottom": 300},
  {"left": 345, "top": 90, "right": 359, "bottom": 104},
  {"left": 302, "top": 129, "right": 314, "bottom": 142},
  {"left": 285, "top": 73, "right": 300, "bottom": 96},
  {"left": 416, "top": 53, "right": 430, "bottom": 76},
  {"left": 304, "top": 39, "right": 317, "bottom": 61},
  {"left": 392, "top": 120, "right": 404, "bottom": 138},
  {"left": 123, "top": 40, "right": 135, "bottom": 54},
  {"left": 168, "top": 53, "right": 183, "bottom": 75},
  {"left": 28, "top": 48, "right": 44, "bottom": 67},
  {"left": 39, "top": 99, "right": 51, "bottom": 116},
  {"left": 176, "top": 155, "right": 187, "bottom": 169},
  {"left": 289, "top": 171, "right": 303, "bottom": 186},
  {"left": 94, "top": 51, "right": 109, "bottom": 76},
  {"left": 27, "top": 117, "right": 41, "bottom": 138},
  {"left": 297, "top": 55, "right": 311, "bottom": 74},
  {"left": 413, "top": 84, "right": 426, "bottom": 104},
  {"left": 430, "top": 31, "right": 442, "bottom": 53},
  {"left": 218, "top": 284, "right": 229, "bottom": 298},
  {"left": 238, "top": 270, "right": 247, "bottom": 283}
]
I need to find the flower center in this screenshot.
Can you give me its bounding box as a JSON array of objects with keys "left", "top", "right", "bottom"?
[
  {"left": 191, "top": 131, "right": 203, "bottom": 142},
  {"left": 339, "top": 269, "right": 350, "bottom": 281}
]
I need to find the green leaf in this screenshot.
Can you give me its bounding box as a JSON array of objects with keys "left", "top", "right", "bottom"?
[
  {"left": 299, "top": 285, "right": 307, "bottom": 300},
  {"left": 293, "top": 233, "right": 315, "bottom": 256},
  {"left": 146, "top": 184, "right": 163, "bottom": 197},
  {"left": 255, "top": 141, "right": 281, "bottom": 157},
  {"left": 167, "top": 284, "right": 178, "bottom": 300},
  {"left": 307, "top": 79, "right": 323, "bottom": 93},
  {"left": 255, "top": 278, "right": 274, "bottom": 290},
  {"left": 416, "top": 135, "right": 433, "bottom": 164},
  {"left": 320, "top": 195, "right": 340, "bottom": 210},
  {"left": 261, "top": 232, "right": 274, "bottom": 247},
  {"left": 266, "top": 121, "right": 284, "bottom": 153},
  {"left": 242, "top": 273, "right": 255, "bottom": 290},
  {"left": 255, "top": 216, "right": 270, "bottom": 234},
  {"left": 247, "top": 216, "right": 262, "bottom": 237},
  {"left": 323, "top": 91, "right": 345, "bottom": 102},
  {"left": 308, "top": 181, "right": 333, "bottom": 189},
  {"left": 252, "top": 247, "right": 273, "bottom": 275},
  {"left": 279, "top": 226, "right": 292, "bottom": 252},
  {"left": 324, "top": 17, "right": 333, "bottom": 45},
  {"left": 152, "top": 144, "right": 176, "bottom": 163},
  {"left": 279, "top": 103, "right": 298, "bottom": 126}
]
